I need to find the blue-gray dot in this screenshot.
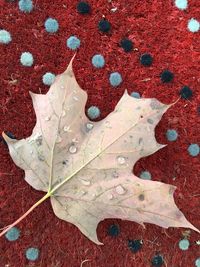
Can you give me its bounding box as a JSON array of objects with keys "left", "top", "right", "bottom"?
[
  {"left": 188, "top": 18, "right": 200, "bottom": 33},
  {"left": 131, "top": 92, "right": 141, "bottom": 99},
  {"left": 109, "top": 72, "right": 122, "bottom": 87},
  {"left": 140, "top": 171, "right": 152, "bottom": 180},
  {"left": 5, "top": 227, "right": 20, "bottom": 241},
  {"left": 20, "top": 52, "right": 34, "bottom": 67},
  {"left": 0, "top": 30, "right": 12, "bottom": 44},
  {"left": 188, "top": 144, "right": 199, "bottom": 157},
  {"left": 166, "top": 129, "right": 178, "bottom": 141},
  {"left": 91, "top": 54, "right": 105, "bottom": 68},
  {"left": 195, "top": 257, "right": 200, "bottom": 267},
  {"left": 42, "top": 72, "right": 56, "bottom": 86},
  {"left": 18, "top": 0, "right": 33, "bottom": 13},
  {"left": 66, "top": 36, "right": 81, "bottom": 50},
  {"left": 87, "top": 106, "right": 100, "bottom": 119},
  {"left": 178, "top": 239, "right": 190, "bottom": 250},
  {"left": 25, "top": 247, "right": 39, "bottom": 261},
  {"left": 44, "top": 18, "right": 59, "bottom": 33}
]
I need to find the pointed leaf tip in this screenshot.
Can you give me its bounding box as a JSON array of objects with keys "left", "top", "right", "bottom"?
[
  {"left": 2, "top": 131, "right": 16, "bottom": 144},
  {"left": 64, "top": 54, "right": 76, "bottom": 75}
]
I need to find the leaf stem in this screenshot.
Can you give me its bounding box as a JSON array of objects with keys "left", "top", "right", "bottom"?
[{"left": 0, "top": 191, "right": 51, "bottom": 237}]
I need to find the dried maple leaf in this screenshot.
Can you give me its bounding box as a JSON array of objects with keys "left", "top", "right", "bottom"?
[{"left": 1, "top": 57, "right": 199, "bottom": 244}]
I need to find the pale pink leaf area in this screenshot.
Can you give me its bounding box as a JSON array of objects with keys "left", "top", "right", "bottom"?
[{"left": 2, "top": 56, "right": 199, "bottom": 244}]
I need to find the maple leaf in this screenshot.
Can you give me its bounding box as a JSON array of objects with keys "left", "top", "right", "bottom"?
[{"left": 1, "top": 56, "right": 199, "bottom": 244}]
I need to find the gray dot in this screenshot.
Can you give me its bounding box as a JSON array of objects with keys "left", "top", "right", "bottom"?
[
  {"left": 138, "top": 194, "right": 145, "bottom": 201},
  {"left": 147, "top": 118, "right": 154, "bottom": 124}
]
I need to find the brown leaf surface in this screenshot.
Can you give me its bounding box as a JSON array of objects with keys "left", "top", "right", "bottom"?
[{"left": 3, "top": 57, "right": 199, "bottom": 244}]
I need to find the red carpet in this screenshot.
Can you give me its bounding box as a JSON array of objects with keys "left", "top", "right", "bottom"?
[{"left": 0, "top": 0, "right": 199, "bottom": 266}]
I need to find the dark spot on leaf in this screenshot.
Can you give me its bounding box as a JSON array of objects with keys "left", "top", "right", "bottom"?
[
  {"left": 38, "top": 153, "right": 45, "bottom": 161},
  {"left": 139, "top": 138, "right": 143, "bottom": 144},
  {"left": 36, "top": 136, "right": 43, "bottom": 146},
  {"left": 138, "top": 194, "right": 145, "bottom": 201},
  {"left": 128, "top": 239, "right": 143, "bottom": 253},
  {"left": 147, "top": 118, "right": 154, "bottom": 124}
]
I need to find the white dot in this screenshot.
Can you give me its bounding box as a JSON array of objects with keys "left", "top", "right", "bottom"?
[
  {"left": 175, "top": 0, "right": 188, "bottom": 10},
  {"left": 188, "top": 18, "right": 200, "bottom": 33}
]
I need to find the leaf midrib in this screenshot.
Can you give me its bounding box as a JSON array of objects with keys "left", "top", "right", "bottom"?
[{"left": 50, "top": 106, "right": 166, "bottom": 195}]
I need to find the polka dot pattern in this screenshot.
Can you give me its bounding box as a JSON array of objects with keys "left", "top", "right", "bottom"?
[
  {"left": 128, "top": 239, "right": 143, "bottom": 253},
  {"left": 18, "top": 0, "right": 33, "bottom": 13},
  {"left": 44, "top": 18, "right": 59, "bottom": 33},
  {"left": 160, "top": 70, "right": 174, "bottom": 83},
  {"left": 98, "top": 19, "right": 111, "bottom": 33},
  {"left": 178, "top": 239, "right": 190, "bottom": 250},
  {"left": 0, "top": 1, "right": 200, "bottom": 266},
  {"left": 5, "top": 227, "right": 20, "bottom": 241},
  {"left": 77, "top": 1, "right": 91, "bottom": 14},
  {"left": 175, "top": 0, "right": 188, "bottom": 10},
  {"left": 131, "top": 92, "right": 141, "bottom": 98},
  {"left": 180, "top": 86, "right": 193, "bottom": 100},
  {"left": 166, "top": 129, "right": 178, "bottom": 141},
  {"left": 0, "top": 30, "right": 12, "bottom": 44},
  {"left": 140, "top": 171, "right": 152, "bottom": 180},
  {"left": 140, "top": 53, "right": 153, "bottom": 66},
  {"left": 20, "top": 52, "right": 34, "bottom": 67},
  {"left": 151, "top": 255, "right": 164, "bottom": 266},
  {"left": 42, "top": 72, "right": 56, "bottom": 86},
  {"left": 109, "top": 72, "right": 122, "bottom": 87},
  {"left": 107, "top": 224, "right": 120, "bottom": 236},
  {"left": 25, "top": 247, "right": 39, "bottom": 261},
  {"left": 66, "top": 36, "right": 81, "bottom": 50},
  {"left": 188, "top": 144, "right": 200, "bottom": 157},
  {"left": 188, "top": 18, "right": 200, "bottom": 33},
  {"left": 91, "top": 54, "right": 105, "bottom": 68},
  {"left": 87, "top": 106, "right": 100, "bottom": 119},
  {"left": 195, "top": 258, "right": 200, "bottom": 267}
]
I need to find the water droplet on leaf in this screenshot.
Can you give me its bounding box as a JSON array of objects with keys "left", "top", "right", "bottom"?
[
  {"left": 86, "top": 122, "right": 94, "bottom": 131},
  {"left": 147, "top": 118, "right": 154, "bottom": 124},
  {"left": 115, "top": 185, "right": 126, "bottom": 195},
  {"left": 113, "top": 171, "right": 119, "bottom": 178},
  {"left": 64, "top": 126, "right": 70, "bottom": 132},
  {"left": 117, "top": 156, "right": 126, "bottom": 165},
  {"left": 108, "top": 193, "right": 113, "bottom": 200},
  {"left": 80, "top": 179, "right": 91, "bottom": 186},
  {"left": 56, "top": 135, "right": 62, "bottom": 143},
  {"left": 69, "top": 144, "right": 77, "bottom": 154},
  {"left": 45, "top": 116, "right": 51, "bottom": 121}
]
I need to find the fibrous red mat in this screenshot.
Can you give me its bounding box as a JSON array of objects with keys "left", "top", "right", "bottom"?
[{"left": 0, "top": 1, "right": 200, "bottom": 266}]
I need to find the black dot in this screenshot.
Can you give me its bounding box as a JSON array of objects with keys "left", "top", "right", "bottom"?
[
  {"left": 160, "top": 70, "right": 174, "bottom": 83},
  {"left": 151, "top": 255, "right": 164, "bottom": 266},
  {"left": 98, "top": 19, "right": 111, "bottom": 33},
  {"left": 108, "top": 224, "right": 120, "bottom": 237},
  {"left": 197, "top": 106, "right": 200, "bottom": 114},
  {"left": 0, "top": 131, "right": 15, "bottom": 146},
  {"left": 140, "top": 53, "right": 153, "bottom": 66},
  {"left": 120, "top": 38, "right": 133, "bottom": 52},
  {"left": 128, "top": 239, "right": 143, "bottom": 253},
  {"left": 180, "top": 86, "right": 193, "bottom": 100},
  {"left": 77, "top": 1, "right": 91, "bottom": 14}
]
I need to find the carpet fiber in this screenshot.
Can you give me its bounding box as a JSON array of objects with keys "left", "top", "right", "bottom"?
[{"left": 0, "top": 0, "right": 200, "bottom": 266}]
